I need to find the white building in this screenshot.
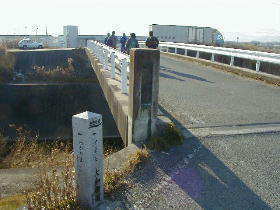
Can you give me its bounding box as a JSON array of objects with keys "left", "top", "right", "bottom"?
[{"left": 63, "top": 25, "right": 79, "bottom": 48}]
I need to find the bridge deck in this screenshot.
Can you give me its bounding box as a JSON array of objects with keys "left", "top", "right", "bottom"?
[{"left": 159, "top": 54, "right": 280, "bottom": 129}]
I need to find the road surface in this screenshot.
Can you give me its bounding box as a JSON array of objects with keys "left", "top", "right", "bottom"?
[
  {"left": 159, "top": 54, "right": 280, "bottom": 129},
  {"left": 124, "top": 54, "right": 280, "bottom": 209}
]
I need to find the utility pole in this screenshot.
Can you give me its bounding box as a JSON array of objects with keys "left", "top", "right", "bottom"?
[{"left": 36, "top": 26, "right": 38, "bottom": 41}]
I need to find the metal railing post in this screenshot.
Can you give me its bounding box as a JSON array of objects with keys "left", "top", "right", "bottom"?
[
  {"left": 230, "top": 56, "right": 235, "bottom": 66},
  {"left": 110, "top": 52, "right": 115, "bottom": 79},
  {"left": 256, "top": 60, "right": 261, "bottom": 72},
  {"left": 104, "top": 49, "right": 109, "bottom": 70},
  {"left": 121, "top": 59, "right": 128, "bottom": 94},
  {"left": 211, "top": 53, "right": 215, "bottom": 62}
]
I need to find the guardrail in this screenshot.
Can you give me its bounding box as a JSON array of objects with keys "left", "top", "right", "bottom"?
[
  {"left": 87, "top": 41, "right": 130, "bottom": 94},
  {"left": 139, "top": 41, "right": 280, "bottom": 72}
]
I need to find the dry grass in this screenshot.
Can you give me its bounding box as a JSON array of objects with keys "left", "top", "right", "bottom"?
[
  {"left": 104, "top": 147, "right": 150, "bottom": 195},
  {"left": 25, "top": 163, "right": 78, "bottom": 209},
  {"left": 0, "top": 39, "right": 20, "bottom": 50},
  {"left": 224, "top": 43, "right": 280, "bottom": 54},
  {"left": 1, "top": 126, "right": 73, "bottom": 169},
  {"left": 0, "top": 45, "right": 6, "bottom": 52},
  {"left": 21, "top": 58, "right": 96, "bottom": 83},
  {"left": 0, "top": 127, "right": 150, "bottom": 208},
  {"left": 26, "top": 58, "right": 75, "bottom": 82},
  {"left": 0, "top": 133, "right": 10, "bottom": 169},
  {"left": 24, "top": 147, "right": 150, "bottom": 208},
  {"left": 0, "top": 195, "right": 26, "bottom": 209}
]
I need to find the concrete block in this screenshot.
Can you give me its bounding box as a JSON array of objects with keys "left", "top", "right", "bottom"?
[
  {"left": 72, "top": 111, "right": 104, "bottom": 208},
  {"left": 128, "top": 49, "right": 160, "bottom": 145}
]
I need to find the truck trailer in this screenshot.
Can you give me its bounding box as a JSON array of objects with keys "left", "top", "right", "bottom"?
[{"left": 149, "top": 24, "right": 224, "bottom": 46}]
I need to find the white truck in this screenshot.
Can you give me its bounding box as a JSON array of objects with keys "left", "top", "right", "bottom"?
[
  {"left": 149, "top": 24, "right": 224, "bottom": 46},
  {"left": 18, "top": 38, "right": 44, "bottom": 49}
]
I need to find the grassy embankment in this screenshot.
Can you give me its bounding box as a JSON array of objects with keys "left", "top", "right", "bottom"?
[{"left": 0, "top": 126, "right": 150, "bottom": 208}]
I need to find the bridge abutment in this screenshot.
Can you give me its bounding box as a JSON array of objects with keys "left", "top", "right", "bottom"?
[{"left": 128, "top": 49, "right": 160, "bottom": 145}]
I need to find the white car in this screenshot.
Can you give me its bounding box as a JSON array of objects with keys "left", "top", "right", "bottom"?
[{"left": 18, "top": 38, "right": 44, "bottom": 49}]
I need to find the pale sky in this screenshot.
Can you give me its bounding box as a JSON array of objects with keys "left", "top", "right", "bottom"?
[{"left": 1, "top": 0, "right": 279, "bottom": 41}]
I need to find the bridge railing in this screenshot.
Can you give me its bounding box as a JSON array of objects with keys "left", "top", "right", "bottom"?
[
  {"left": 87, "top": 41, "right": 130, "bottom": 94},
  {"left": 86, "top": 40, "right": 160, "bottom": 146},
  {"left": 139, "top": 41, "right": 280, "bottom": 73}
]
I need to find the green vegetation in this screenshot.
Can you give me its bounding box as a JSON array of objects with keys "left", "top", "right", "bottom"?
[{"left": 148, "top": 123, "right": 184, "bottom": 151}]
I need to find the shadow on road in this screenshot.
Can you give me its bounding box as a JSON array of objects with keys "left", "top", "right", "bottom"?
[
  {"left": 142, "top": 105, "right": 271, "bottom": 209},
  {"left": 160, "top": 66, "right": 214, "bottom": 84},
  {"left": 159, "top": 72, "right": 185, "bottom": 82}
]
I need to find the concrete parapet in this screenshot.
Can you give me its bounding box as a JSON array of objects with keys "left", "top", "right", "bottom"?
[
  {"left": 86, "top": 48, "right": 160, "bottom": 146},
  {"left": 86, "top": 49, "right": 129, "bottom": 146}
]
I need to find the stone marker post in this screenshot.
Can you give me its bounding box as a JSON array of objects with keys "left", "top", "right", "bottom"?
[
  {"left": 72, "top": 111, "right": 104, "bottom": 209},
  {"left": 128, "top": 49, "right": 160, "bottom": 145}
]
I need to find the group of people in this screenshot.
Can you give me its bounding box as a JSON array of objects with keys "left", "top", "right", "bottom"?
[{"left": 104, "top": 31, "right": 159, "bottom": 54}]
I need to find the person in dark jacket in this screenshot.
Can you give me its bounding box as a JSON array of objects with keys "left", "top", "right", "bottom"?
[
  {"left": 120, "top": 33, "right": 127, "bottom": 53},
  {"left": 104, "top": 33, "right": 110, "bottom": 45},
  {"left": 126, "top": 33, "right": 139, "bottom": 54},
  {"left": 108, "top": 31, "right": 117, "bottom": 49},
  {"left": 145, "top": 31, "right": 159, "bottom": 49}
]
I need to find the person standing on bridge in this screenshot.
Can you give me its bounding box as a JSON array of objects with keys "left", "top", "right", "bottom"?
[
  {"left": 104, "top": 33, "right": 110, "bottom": 46},
  {"left": 107, "top": 31, "right": 118, "bottom": 49},
  {"left": 125, "top": 33, "right": 139, "bottom": 54},
  {"left": 120, "top": 33, "right": 127, "bottom": 53},
  {"left": 145, "top": 31, "right": 159, "bottom": 49}
]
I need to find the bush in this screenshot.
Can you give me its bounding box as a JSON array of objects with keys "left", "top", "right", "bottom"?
[{"left": 148, "top": 123, "right": 184, "bottom": 151}]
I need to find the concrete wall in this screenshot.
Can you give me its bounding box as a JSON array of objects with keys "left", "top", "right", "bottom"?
[
  {"left": 8, "top": 48, "right": 91, "bottom": 74},
  {"left": 0, "top": 83, "right": 119, "bottom": 139}
]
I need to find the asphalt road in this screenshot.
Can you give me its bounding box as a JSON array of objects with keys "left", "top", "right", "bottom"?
[
  {"left": 117, "top": 132, "right": 280, "bottom": 209},
  {"left": 159, "top": 55, "right": 280, "bottom": 129},
  {"left": 129, "top": 55, "right": 280, "bottom": 209}
]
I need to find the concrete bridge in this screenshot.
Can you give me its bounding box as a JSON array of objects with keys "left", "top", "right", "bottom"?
[
  {"left": 86, "top": 41, "right": 280, "bottom": 208},
  {"left": 86, "top": 42, "right": 160, "bottom": 146},
  {"left": 86, "top": 40, "right": 280, "bottom": 146}
]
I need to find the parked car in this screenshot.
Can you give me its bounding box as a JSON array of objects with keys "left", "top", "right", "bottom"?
[{"left": 18, "top": 38, "right": 44, "bottom": 49}]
